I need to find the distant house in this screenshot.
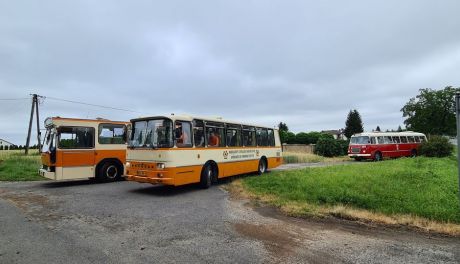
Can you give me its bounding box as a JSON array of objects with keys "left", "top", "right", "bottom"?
[
  {"left": 321, "top": 129, "right": 347, "bottom": 140},
  {"left": 0, "top": 139, "right": 16, "bottom": 150}
]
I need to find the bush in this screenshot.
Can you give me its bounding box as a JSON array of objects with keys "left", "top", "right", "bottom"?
[
  {"left": 419, "top": 136, "right": 453, "bottom": 157},
  {"left": 314, "top": 137, "right": 343, "bottom": 157}
]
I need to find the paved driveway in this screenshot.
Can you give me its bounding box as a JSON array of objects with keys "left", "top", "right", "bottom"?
[{"left": 0, "top": 178, "right": 459, "bottom": 263}]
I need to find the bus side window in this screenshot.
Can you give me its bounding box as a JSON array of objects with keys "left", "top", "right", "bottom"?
[
  {"left": 256, "top": 128, "right": 268, "bottom": 146},
  {"left": 242, "top": 126, "right": 256, "bottom": 147},
  {"left": 407, "top": 136, "right": 415, "bottom": 143},
  {"left": 370, "top": 137, "right": 376, "bottom": 144},
  {"left": 98, "top": 124, "right": 126, "bottom": 144},
  {"left": 193, "top": 120, "right": 205, "bottom": 147},
  {"left": 414, "top": 136, "right": 420, "bottom": 143},
  {"left": 226, "top": 124, "right": 242, "bottom": 147},
  {"left": 400, "top": 136, "right": 408, "bottom": 143},
  {"left": 392, "top": 136, "right": 400, "bottom": 143},
  {"left": 59, "top": 127, "right": 94, "bottom": 149},
  {"left": 384, "top": 136, "right": 393, "bottom": 144},
  {"left": 175, "top": 121, "right": 192, "bottom": 148},
  {"left": 267, "top": 129, "right": 275, "bottom": 146},
  {"left": 377, "top": 136, "right": 384, "bottom": 144},
  {"left": 419, "top": 136, "right": 426, "bottom": 142},
  {"left": 206, "top": 122, "right": 225, "bottom": 147}
]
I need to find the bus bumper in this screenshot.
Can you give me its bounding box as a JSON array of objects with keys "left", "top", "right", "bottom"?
[
  {"left": 39, "top": 168, "right": 56, "bottom": 180},
  {"left": 124, "top": 175, "right": 174, "bottom": 185},
  {"left": 348, "top": 154, "right": 371, "bottom": 158}
]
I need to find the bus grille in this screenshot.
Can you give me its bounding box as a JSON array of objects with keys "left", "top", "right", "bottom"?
[{"left": 351, "top": 148, "right": 361, "bottom": 153}]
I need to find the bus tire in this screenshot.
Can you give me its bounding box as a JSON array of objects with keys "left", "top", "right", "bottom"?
[
  {"left": 411, "top": 149, "right": 417, "bottom": 157},
  {"left": 374, "top": 152, "right": 382, "bottom": 162},
  {"left": 354, "top": 157, "right": 362, "bottom": 162},
  {"left": 200, "top": 163, "right": 213, "bottom": 189},
  {"left": 257, "top": 158, "right": 267, "bottom": 175},
  {"left": 98, "top": 161, "right": 122, "bottom": 182}
]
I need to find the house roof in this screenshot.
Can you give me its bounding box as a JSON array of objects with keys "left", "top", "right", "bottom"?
[{"left": 0, "top": 139, "right": 15, "bottom": 145}]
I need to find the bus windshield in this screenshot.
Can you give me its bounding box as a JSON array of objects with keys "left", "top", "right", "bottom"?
[
  {"left": 41, "top": 128, "right": 55, "bottom": 152},
  {"left": 350, "top": 136, "right": 370, "bottom": 144},
  {"left": 129, "top": 119, "right": 173, "bottom": 148}
]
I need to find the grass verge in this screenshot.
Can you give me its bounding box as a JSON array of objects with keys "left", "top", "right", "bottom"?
[
  {"left": 0, "top": 150, "right": 45, "bottom": 181},
  {"left": 231, "top": 156, "right": 460, "bottom": 236}
]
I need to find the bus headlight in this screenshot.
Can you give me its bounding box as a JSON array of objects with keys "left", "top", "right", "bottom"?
[
  {"left": 157, "top": 163, "right": 165, "bottom": 169},
  {"left": 126, "top": 162, "right": 131, "bottom": 168}
]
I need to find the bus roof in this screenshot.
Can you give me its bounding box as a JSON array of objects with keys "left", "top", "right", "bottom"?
[
  {"left": 45, "top": 117, "right": 129, "bottom": 127},
  {"left": 130, "top": 114, "right": 277, "bottom": 130},
  {"left": 351, "top": 131, "right": 426, "bottom": 137}
]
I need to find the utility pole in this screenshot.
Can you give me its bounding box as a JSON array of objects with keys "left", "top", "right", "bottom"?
[
  {"left": 25, "top": 94, "right": 42, "bottom": 155},
  {"left": 456, "top": 93, "right": 460, "bottom": 208}
]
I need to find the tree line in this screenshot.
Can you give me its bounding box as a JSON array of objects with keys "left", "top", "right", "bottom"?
[{"left": 1, "top": 144, "right": 40, "bottom": 150}]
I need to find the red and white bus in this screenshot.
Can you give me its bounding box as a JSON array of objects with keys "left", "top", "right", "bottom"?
[{"left": 348, "top": 132, "right": 427, "bottom": 161}]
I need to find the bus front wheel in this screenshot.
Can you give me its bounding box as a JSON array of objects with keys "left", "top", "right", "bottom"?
[
  {"left": 200, "top": 164, "right": 213, "bottom": 189},
  {"left": 374, "top": 152, "right": 382, "bottom": 162}
]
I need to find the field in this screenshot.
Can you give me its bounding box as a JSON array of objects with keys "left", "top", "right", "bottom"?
[
  {"left": 237, "top": 156, "right": 460, "bottom": 234},
  {"left": 282, "top": 151, "right": 349, "bottom": 163},
  {"left": 0, "top": 150, "right": 44, "bottom": 181}
]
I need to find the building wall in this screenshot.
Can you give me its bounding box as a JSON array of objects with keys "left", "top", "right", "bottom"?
[{"left": 282, "top": 144, "right": 315, "bottom": 154}]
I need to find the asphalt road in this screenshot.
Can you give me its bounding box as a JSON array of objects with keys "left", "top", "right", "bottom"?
[{"left": 0, "top": 176, "right": 459, "bottom": 264}]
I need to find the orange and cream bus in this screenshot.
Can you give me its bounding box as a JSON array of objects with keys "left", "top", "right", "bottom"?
[
  {"left": 39, "top": 117, "right": 129, "bottom": 181},
  {"left": 124, "top": 115, "right": 282, "bottom": 188}
]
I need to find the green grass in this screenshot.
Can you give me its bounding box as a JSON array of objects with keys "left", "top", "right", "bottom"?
[
  {"left": 282, "top": 151, "right": 348, "bottom": 164},
  {"left": 243, "top": 156, "right": 460, "bottom": 224},
  {"left": 0, "top": 150, "right": 45, "bottom": 181}
]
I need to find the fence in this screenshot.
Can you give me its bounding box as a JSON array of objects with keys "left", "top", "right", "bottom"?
[{"left": 282, "top": 144, "right": 315, "bottom": 154}]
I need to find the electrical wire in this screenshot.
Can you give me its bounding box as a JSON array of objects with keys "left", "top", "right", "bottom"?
[
  {"left": 43, "top": 96, "right": 144, "bottom": 114},
  {"left": 0, "top": 98, "right": 30, "bottom": 100}
]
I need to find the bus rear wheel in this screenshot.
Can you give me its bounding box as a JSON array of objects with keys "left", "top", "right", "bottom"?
[
  {"left": 200, "top": 164, "right": 213, "bottom": 189},
  {"left": 98, "top": 162, "right": 122, "bottom": 182},
  {"left": 374, "top": 152, "right": 382, "bottom": 162},
  {"left": 411, "top": 149, "right": 417, "bottom": 157},
  {"left": 257, "top": 158, "right": 267, "bottom": 175}
]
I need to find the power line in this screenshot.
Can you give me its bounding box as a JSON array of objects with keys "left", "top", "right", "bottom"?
[
  {"left": 0, "top": 98, "right": 30, "bottom": 100},
  {"left": 44, "top": 96, "right": 144, "bottom": 114}
]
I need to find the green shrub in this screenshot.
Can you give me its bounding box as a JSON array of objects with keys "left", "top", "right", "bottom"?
[
  {"left": 419, "top": 136, "right": 453, "bottom": 157},
  {"left": 314, "top": 137, "right": 343, "bottom": 157},
  {"left": 337, "top": 139, "right": 349, "bottom": 156}
]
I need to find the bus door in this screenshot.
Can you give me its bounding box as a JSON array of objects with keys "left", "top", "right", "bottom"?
[{"left": 57, "top": 126, "right": 96, "bottom": 179}]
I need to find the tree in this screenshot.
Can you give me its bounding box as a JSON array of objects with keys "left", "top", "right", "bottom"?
[
  {"left": 280, "top": 131, "right": 296, "bottom": 144},
  {"left": 278, "top": 122, "right": 288, "bottom": 133},
  {"left": 397, "top": 125, "right": 403, "bottom": 132},
  {"left": 375, "top": 126, "right": 381, "bottom": 132},
  {"left": 401, "top": 86, "right": 460, "bottom": 136},
  {"left": 344, "top": 109, "right": 364, "bottom": 138}
]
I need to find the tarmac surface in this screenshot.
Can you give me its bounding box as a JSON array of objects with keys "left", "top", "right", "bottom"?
[{"left": 0, "top": 169, "right": 459, "bottom": 263}]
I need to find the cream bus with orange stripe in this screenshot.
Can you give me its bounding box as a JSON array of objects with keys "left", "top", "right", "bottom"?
[
  {"left": 39, "top": 117, "right": 129, "bottom": 181},
  {"left": 124, "top": 115, "right": 282, "bottom": 188}
]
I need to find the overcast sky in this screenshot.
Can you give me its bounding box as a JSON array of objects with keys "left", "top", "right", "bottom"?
[{"left": 1, "top": 1, "right": 460, "bottom": 145}]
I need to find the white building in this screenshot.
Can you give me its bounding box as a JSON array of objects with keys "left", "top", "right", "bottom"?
[{"left": 0, "top": 139, "right": 15, "bottom": 150}]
